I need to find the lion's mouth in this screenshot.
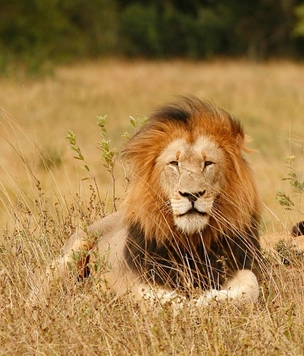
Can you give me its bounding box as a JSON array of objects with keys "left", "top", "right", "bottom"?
[{"left": 178, "top": 208, "right": 207, "bottom": 217}]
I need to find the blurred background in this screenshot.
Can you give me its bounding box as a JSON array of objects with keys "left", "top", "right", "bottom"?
[{"left": 1, "top": 0, "right": 304, "bottom": 74}]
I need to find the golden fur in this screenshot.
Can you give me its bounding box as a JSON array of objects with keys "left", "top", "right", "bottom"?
[
  {"left": 31, "top": 96, "right": 262, "bottom": 306},
  {"left": 122, "top": 97, "right": 261, "bottom": 246}
]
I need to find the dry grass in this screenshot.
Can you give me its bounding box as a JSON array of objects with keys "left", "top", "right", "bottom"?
[{"left": 1, "top": 59, "right": 304, "bottom": 355}]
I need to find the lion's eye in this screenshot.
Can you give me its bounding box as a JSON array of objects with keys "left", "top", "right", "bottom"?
[
  {"left": 169, "top": 160, "right": 179, "bottom": 167},
  {"left": 204, "top": 161, "right": 213, "bottom": 167}
]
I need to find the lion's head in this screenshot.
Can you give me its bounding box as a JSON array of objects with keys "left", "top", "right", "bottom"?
[{"left": 122, "top": 96, "right": 261, "bottom": 249}]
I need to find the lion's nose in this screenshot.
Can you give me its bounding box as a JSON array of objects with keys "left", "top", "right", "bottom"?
[{"left": 179, "top": 190, "right": 206, "bottom": 202}]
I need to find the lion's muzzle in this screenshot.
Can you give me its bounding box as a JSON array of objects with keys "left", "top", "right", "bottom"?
[{"left": 178, "top": 190, "right": 206, "bottom": 202}]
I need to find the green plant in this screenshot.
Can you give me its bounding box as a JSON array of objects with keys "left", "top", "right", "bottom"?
[
  {"left": 96, "top": 115, "right": 119, "bottom": 211},
  {"left": 122, "top": 115, "right": 147, "bottom": 140},
  {"left": 96, "top": 115, "right": 119, "bottom": 171},
  {"left": 66, "top": 114, "right": 146, "bottom": 213},
  {"left": 276, "top": 156, "right": 304, "bottom": 212},
  {"left": 66, "top": 129, "right": 105, "bottom": 217},
  {"left": 66, "top": 129, "right": 90, "bottom": 172}
]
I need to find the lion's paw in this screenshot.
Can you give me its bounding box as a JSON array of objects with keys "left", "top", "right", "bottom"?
[
  {"left": 140, "top": 288, "right": 186, "bottom": 310},
  {"left": 195, "top": 289, "right": 231, "bottom": 307}
]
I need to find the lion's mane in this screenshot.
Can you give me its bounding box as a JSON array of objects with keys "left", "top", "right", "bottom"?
[{"left": 121, "top": 96, "right": 261, "bottom": 290}]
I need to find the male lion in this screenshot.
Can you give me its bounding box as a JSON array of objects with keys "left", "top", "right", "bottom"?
[{"left": 33, "top": 96, "right": 262, "bottom": 306}]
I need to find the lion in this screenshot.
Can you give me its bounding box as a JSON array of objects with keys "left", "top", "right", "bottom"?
[{"left": 32, "top": 96, "right": 262, "bottom": 306}]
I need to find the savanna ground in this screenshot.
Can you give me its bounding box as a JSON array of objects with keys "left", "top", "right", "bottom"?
[{"left": 1, "top": 59, "right": 304, "bottom": 355}]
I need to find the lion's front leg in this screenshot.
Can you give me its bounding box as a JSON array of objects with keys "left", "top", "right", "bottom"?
[
  {"left": 196, "top": 270, "right": 259, "bottom": 306},
  {"left": 135, "top": 270, "right": 259, "bottom": 309},
  {"left": 28, "top": 230, "right": 98, "bottom": 305},
  {"left": 28, "top": 214, "right": 120, "bottom": 305}
]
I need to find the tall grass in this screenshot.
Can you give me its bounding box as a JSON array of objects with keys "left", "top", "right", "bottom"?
[{"left": 1, "top": 59, "right": 304, "bottom": 355}]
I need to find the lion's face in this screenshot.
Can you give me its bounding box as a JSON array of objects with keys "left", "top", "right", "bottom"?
[
  {"left": 123, "top": 96, "right": 261, "bottom": 243},
  {"left": 157, "top": 136, "right": 225, "bottom": 235}
]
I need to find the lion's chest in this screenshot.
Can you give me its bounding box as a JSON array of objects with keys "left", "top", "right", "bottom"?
[{"left": 123, "top": 223, "right": 257, "bottom": 291}]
